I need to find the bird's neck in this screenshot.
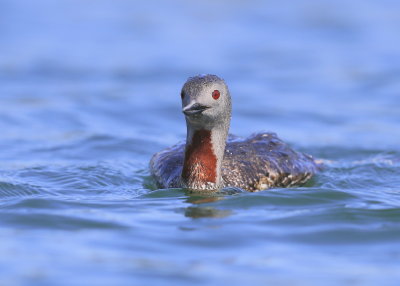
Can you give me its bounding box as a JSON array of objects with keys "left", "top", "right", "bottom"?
[{"left": 181, "top": 125, "right": 228, "bottom": 190}]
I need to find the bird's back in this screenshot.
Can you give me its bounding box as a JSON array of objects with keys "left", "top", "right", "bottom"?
[
  {"left": 221, "top": 133, "right": 318, "bottom": 191},
  {"left": 150, "top": 132, "right": 318, "bottom": 191}
]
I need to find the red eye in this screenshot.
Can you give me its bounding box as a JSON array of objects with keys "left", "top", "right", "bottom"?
[{"left": 212, "top": 90, "right": 220, "bottom": 100}]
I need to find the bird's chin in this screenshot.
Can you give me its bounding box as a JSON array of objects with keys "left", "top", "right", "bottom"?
[
  {"left": 184, "top": 112, "right": 203, "bottom": 118},
  {"left": 185, "top": 114, "right": 206, "bottom": 125},
  {"left": 186, "top": 116, "right": 220, "bottom": 130}
]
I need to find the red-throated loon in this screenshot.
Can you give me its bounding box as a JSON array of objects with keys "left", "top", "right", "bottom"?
[{"left": 150, "top": 74, "right": 318, "bottom": 191}]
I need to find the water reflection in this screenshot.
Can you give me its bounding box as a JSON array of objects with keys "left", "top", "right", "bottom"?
[
  {"left": 183, "top": 187, "right": 244, "bottom": 218},
  {"left": 184, "top": 206, "right": 232, "bottom": 219}
]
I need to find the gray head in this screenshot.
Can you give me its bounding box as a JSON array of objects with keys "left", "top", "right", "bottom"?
[{"left": 181, "top": 74, "right": 232, "bottom": 129}]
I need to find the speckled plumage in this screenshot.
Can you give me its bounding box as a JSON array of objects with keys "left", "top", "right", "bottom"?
[
  {"left": 150, "top": 74, "right": 318, "bottom": 192},
  {"left": 150, "top": 132, "right": 318, "bottom": 192}
]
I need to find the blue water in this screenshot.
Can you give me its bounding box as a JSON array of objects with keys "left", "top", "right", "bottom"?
[{"left": 1, "top": 0, "right": 400, "bottom": 285}]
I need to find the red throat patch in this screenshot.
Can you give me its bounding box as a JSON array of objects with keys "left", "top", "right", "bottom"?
[{"left": 182, "top": 129, "right": 217, "bottom": 184}]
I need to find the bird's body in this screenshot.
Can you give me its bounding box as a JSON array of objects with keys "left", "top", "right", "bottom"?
[
  {"left": 151, "top": 132, "right": 317, "bottom": 191},
  {"left": 150, "top": 75, "right": 318, "bottom": 192}
]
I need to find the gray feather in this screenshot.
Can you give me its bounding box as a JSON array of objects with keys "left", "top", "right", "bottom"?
[{"left": 150, "top": 132, "right": 318, "bottom": 192}]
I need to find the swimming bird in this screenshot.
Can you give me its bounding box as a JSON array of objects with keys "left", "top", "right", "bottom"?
[{"left": 150, "top": 74, "right": 318, "bottom": 192}]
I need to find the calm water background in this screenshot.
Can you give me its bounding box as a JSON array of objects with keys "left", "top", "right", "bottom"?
[{"left": 1, "top": 0, "right": 400, "bottom": 285}]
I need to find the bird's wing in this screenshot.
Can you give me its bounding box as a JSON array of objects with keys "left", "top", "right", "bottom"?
[
  {"left": 221, "top": 132, "right": 318, "bottom": 191},
  {"left": 150, "top": 142, "right": 184, "bottom": 188}
]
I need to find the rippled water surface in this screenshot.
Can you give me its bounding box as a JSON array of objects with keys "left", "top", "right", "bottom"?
[{"left": 1, "top": 0, "right": 400, "bottom": 285}]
